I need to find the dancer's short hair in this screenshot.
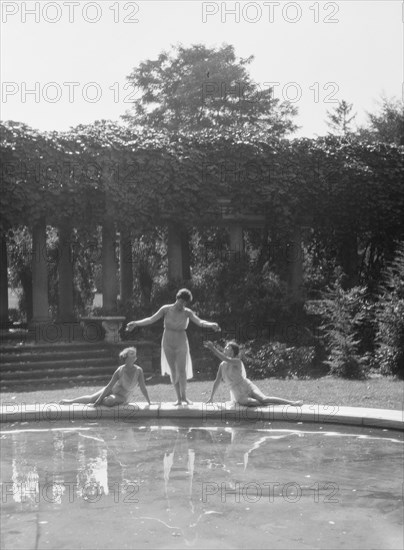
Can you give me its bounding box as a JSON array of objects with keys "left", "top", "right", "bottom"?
[
  {"left": 119, "top": 347, "right": 137, "bottom": 359},
  {"left": 176, "top": 288, "right": 193, "bottom": 303},
  {"left": 227, "top": 341, "right": 240, "bottom": 356}
]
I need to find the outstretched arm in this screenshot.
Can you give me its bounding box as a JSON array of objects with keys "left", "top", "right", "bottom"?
[
  {"left": 204, "top": 341, "right": 240, "bottom": 364},
  {"left": 138, "top": 368, "right": 151, "bottom": 404},
  {"left": 127, "top": 306, "right": 168, "bottom": 330},
  {"left": 207, "top": 364, "right": 223, "bottom": 403},
  {"left": 187, "top": 310, "right": 220, "bottom": 331}
]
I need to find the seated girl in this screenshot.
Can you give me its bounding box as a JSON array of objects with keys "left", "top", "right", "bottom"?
[
  {"left": 204, "top": 340, "right": 303, "bottom": 407},
  {"left": 60, "top": 347, "right": 151, "bottom": 407}
]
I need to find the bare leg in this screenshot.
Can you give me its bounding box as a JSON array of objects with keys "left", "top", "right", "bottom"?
[
  {"left": 260, "top": 397, "right": 303, "bottom": 406},
  {"left": 173, "top": 382, "right": 182, "bottom": 405},
  {"left": 164, "top": 347, "right": 182, "bottom": 405},
  {"left": 60, "top": 389, "right": 104, "bottom": 405},
  {"left": 250, "top": 390, "right": 303, "bottom": 407},
  {"left": 179, "top": 374, "right": 192, "bottom": 405},
  {"left": 237, "top": 397, "right": 262, "bottom": 407},
  {"left": 177, "top": 350, "right": 192, "bottom": 405}
]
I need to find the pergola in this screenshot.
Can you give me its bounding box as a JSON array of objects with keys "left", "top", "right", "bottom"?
[{"left": 5, "top": 121, "right": 398, "bottom": 335}]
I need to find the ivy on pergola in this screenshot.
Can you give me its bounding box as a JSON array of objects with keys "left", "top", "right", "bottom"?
[{"left": 1, "top": 120, "right": 403, "bottom": 243}]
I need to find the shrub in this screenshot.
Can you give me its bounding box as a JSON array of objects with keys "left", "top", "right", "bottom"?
[
  {"left": 242, "top": 339, "right": 317, "bottom": 379},
  {"left": 306, "top": 276, "right": 368, "bottom": 378},
  {"left": 374, "top": 243, "right": 404, "bottom": 378}
]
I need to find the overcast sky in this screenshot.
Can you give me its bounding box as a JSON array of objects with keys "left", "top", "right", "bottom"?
[{"left": 1, "top": 0, "right": 402, "bottom": 137}]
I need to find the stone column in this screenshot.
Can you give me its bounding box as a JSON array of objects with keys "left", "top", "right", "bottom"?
[
  {"left": 31, "top": 219, "right": 50, "bottom": 334},
  {"left": 102, "top": 219, "right": 118, "bottom": 314},
  {"left": 57, "top": 224, "right": 75, "bottom": 323},
  {"left": 119, "top": 228, "right": 133, "bottom": 303},
  {"left": 0, "top": 233, "right": 9, "bottom": 327},
  {"left": 167, "top": 222, "right": 183, "bottom": 282}
]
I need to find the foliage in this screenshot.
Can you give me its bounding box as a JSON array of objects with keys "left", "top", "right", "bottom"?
[
  {"left": 326, "top": 99, "right": 357, "bottom": 135},
  {"left": 374, "top": 242, "right": 404, "bottom": 378},
  {"left": 7, "top": 225, "right": 96, "bottom": 321},
  {"left": 8, "top": 308, "right": 21, "bottom": 324},
  {"left": 0, "top": 121, "right": 84, "bottom": 231},
  {"left": 2, "top": 122, "right": 403, "bottom": 254},
  {"left": 188, "top": 337, "right": 317, "bottom": 381},
  {"left": 132, "top": 230, "right": 167, "bottom": 308},
  {"left": 7, "top": 227, "right": 33, "bottom": 321},
  {"left": 1, "top": 116, "right": 404, "bottom": 362},
  {"left": 123, "top": 43, "right": 298, "bottom": 137},
  {"left": 189, "top": 250, "right": 288, "bottom": 331},
  {"left": 306, "top": 276, "right": 368, "bottom": 378},
  {"left": 242, "top": 340, "right": 317, "bottom": 379},
  {"left": 359, "top": 96, "right": 404, "bottom": 146},
  {"left": 68, "top": 228, "right": 98, "bottom": 314}
]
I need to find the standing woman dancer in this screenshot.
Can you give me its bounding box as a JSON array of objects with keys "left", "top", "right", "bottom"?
[{"left": 127, "top": 289, "right": 220, "bottom": 405}]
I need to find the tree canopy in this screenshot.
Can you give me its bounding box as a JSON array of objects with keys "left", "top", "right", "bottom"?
[
  {"left": 122, "top": 43, "right": 298, "bottom": 138},
  {"left": 360, "top": 96, "right": 404, "bottom": 146}
]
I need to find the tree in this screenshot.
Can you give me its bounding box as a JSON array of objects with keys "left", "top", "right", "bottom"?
[
  {"left": 122, "top": 43, "right": 298, "bottom": 138},
  {"left": 326, "top": 100, "right": 357, "bottom": 135},
  {"left": 359, "top": 96, "right": 404, "bottom": 145}
]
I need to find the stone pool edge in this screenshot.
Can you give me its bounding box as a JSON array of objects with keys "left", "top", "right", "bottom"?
[{"left": 0, "top": 403, "right": 403, "bottom": 431}]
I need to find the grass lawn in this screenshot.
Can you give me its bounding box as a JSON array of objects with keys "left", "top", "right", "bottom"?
[{"left": 1, "top": 376, "right": 403, "bottom": 410}]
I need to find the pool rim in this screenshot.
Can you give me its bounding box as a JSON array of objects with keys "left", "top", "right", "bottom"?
[{"left": 0, "top": 402, "right": 402, "bottom": 431}]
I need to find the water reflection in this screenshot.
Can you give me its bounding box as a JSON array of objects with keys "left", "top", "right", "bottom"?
[
  {"left": 1, "top": 423, "right": 403, "bottom": 548},
  {"left": 77, "top": 438, "right": 109, "bottom": 500},
  {"left": 11, "top": 435, "right": 39, "bottom": 505}
]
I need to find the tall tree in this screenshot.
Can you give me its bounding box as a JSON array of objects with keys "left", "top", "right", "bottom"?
[
  {"left": 359, "top": 96, "right": 404, "bottom": 145},
  {"left": 326, "top": 100, "right": 357, "bottom": 135},
  {"left": 122, "top": 44, "right": 298, "bottom": 138}
]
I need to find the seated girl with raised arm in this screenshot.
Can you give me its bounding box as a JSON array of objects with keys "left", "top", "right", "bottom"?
[{"left": 204, "top": 340, "right": 303, "bottom": 407}]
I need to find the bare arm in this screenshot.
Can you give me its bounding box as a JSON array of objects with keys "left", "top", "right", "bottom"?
[
  {"left": 127, "top": 306, "right": 168, "bottom": 330},
  {"left": 94, "top": 368, "right": 121, "bottom": 405},
  {"left": 204, "top": 341, "right": 240, "bottom": 364},
  {"left": 137, "top": 368, "right": 151, "bottom": 404},
  {"left": 207, "top": 364, "right": 223, "bottom": 403},
  {"left": 187, "top": 309, "right": 220, "bottom": 331}
]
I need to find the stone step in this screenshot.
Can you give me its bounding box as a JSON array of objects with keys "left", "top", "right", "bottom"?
[
  {"left": 0, "top": 340, "right": 156, "bottom": 391},
  {"left": 1, "top": 357, "right": 116, "bottom": 372},
  {"left": 0, "top": 374, "right": 113, "bottom": 391},
  {"left": 1, "top": 348, "right": 111, "bottom": 363},
  {"left": 0, "top": 342, "right": 112, "bottom": 354},
  {"left": 0, "top": 341, "right": 153, "bottom": 356},
  {"left": 1, "top": 363, "right": 118, "bottom": 380}
]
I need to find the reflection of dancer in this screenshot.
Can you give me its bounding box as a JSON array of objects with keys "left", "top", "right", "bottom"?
[
  {"left": 60, "top": 347, "right": 151, "bottom": 406},
  {"left": 162, "top": 429, "right": 197, "bottom": 544},
  {"left": 140, "top": 428, "right": 223, "bottom": 544},
  {"left": 127, "top": 288, "right": 220, "bottom": 405},
  {"left": 204, "top": 341, "right": 303, "bottom": 407}
]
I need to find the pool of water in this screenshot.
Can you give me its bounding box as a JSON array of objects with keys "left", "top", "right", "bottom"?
[{"left": 1, "top": 419, "right": 403, "bottom": 549}]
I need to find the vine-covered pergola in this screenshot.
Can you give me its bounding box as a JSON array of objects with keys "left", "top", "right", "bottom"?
[{"left": 1, "top": 120, "right": 403, "bottom": 330}]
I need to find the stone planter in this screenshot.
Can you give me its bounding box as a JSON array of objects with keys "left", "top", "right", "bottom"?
[{"left": 80, "top": 316, "right": 126, "bottom": 343}]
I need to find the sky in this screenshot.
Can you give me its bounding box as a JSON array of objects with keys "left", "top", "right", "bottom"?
[{"left": 1, "top": 0, "right": 403, "bottom": 138}]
